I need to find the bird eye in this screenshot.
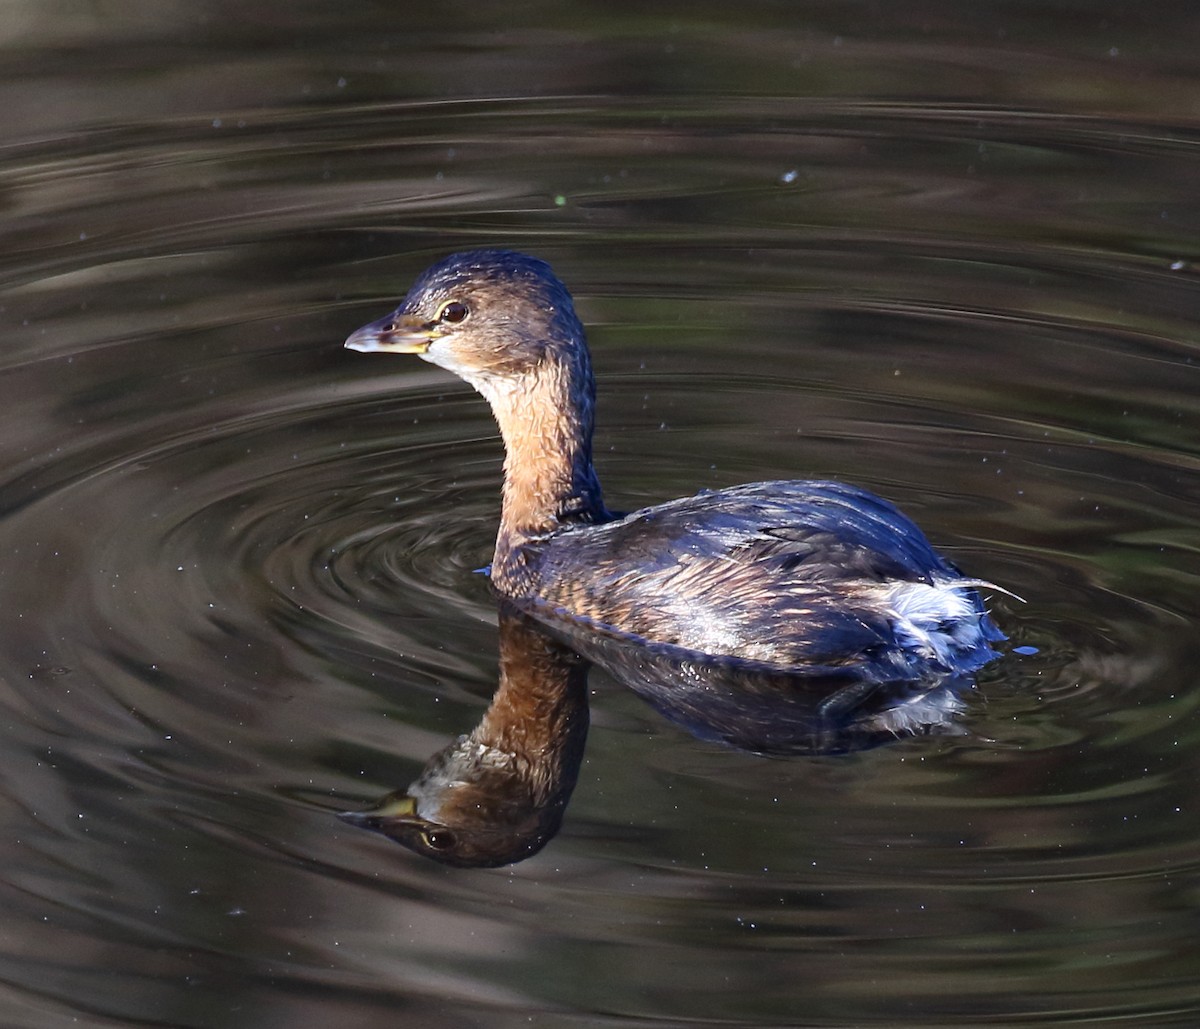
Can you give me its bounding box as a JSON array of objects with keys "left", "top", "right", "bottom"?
[
  {"left": 423, "top": 828, "right": 457, "bottom": 851},
  {"left": 438, "top": 301, "right": 469, "bottom": 324}
]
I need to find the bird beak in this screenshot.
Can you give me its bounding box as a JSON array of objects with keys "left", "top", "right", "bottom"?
[
  {"left": 337, "top": 791, "right": 418, "bottom": 829},
  {"left": 344, "top": 313, "right": 436, "bottom": 354}
]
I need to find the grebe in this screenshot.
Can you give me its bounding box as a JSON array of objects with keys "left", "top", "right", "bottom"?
[{"left": 346, "top": 250, "right": 1004, "bottom": 680}]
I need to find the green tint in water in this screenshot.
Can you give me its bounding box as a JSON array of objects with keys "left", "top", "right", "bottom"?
[{"left": 1, "top": 2, "right": 1199, "bottom": 1026}]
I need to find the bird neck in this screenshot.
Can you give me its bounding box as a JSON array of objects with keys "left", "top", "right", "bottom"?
[{"left": 483, "top": 356, "right": 608, "bottom": 579}]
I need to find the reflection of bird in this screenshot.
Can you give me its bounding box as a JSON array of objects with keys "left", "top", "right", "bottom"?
[
  {"left": 339, "top": 607, "right": 589, "bottom": 868},
  {"left": 341, "top": 606, "right": 974, "bottom": 870},
  {"left": 347, "top": 250, "right": 1005, "bottom": 680}
]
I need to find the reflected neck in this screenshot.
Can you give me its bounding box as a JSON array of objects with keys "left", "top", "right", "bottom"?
[{"left": 473, "top": 609, "right": 590, "bottom": 781}]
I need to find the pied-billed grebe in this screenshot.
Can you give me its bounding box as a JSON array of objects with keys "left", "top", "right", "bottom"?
[{"left": 346, "top": 250, "right": 1005, "bottom": 680}]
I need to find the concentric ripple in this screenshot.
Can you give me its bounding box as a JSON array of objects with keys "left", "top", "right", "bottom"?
[
  {"left": 2, "top": 244, "right": 1198, "bottom": 1027},
  {"left": 1, "top": 53, "right": 1200, "bottom": 1024}
]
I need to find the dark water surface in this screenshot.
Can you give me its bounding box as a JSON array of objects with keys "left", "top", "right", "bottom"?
[{"left": 3, "top": 2, "right": 1200, "bottom": 1025}]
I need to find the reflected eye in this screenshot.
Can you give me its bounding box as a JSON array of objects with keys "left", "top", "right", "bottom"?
[
  {"left": 438, "top": 301, "right": 469, "bottom": 324},
  {"left": 423, "top": 828, "right": 456, "bottom": 851}
]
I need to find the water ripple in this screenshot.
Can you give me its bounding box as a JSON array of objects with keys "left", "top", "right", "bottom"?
[{"left": 2, "top": 68, "right": 1200, "bottom": 1026}]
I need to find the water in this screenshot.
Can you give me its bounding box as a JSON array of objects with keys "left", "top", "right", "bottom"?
[{"left": 2, "top": 2, "right": 1200, "bottom": 1025}]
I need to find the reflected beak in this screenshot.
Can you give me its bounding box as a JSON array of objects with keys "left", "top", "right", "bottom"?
[
  {"left": 344, "top": 313, "right": 436, "bottom": 354},
  {"left": 337, "top": 791, "right": 418, "bottom": 830}
]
